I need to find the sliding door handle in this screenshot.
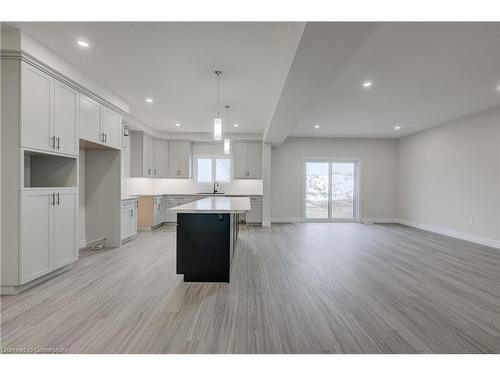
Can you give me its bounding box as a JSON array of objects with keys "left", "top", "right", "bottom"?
[
  {"left": 50, "top": 136, "right": 56, "bottom": 149},
  {"left": 56, "top": 137, "right": 60, "bottom": 150}
]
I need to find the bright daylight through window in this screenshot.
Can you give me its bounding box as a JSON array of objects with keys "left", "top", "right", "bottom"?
[{"left": 196, "top": 156, "right": 231, "bottom": 183}]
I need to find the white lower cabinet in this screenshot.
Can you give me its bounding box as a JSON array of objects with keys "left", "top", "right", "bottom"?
[
  {"left": 246, "top": 196, "right": 263, "bottom": 223},
  {"left": 54, "top": 190, "right": 78, "bottom": 268},
  {"left": 20, "top": 189, "right": 78, "bottom": 284},
  {"left": 121, "top": 199, "right": 138, "bottom": 242},
  {"left": 154, "top": 196, "right": 163, "bottom": 227}
]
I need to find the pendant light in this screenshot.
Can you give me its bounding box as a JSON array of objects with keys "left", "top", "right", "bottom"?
[
  {"left": 223, "top": 104, "right": 231, "bottom": 154},
  {"left": 213, "top": 70, "right": 223, "bottom": 140}
]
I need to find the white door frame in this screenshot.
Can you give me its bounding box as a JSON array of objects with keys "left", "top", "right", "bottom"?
[{"left": 303, "top": 158, "right": 361, "bottom": 222}]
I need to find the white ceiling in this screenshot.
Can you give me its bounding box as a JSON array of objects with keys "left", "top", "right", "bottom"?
[
  {"left": 8, "top": 22, "right": 304, "bottom": 134},
  {"left": 267, "top": 22, "right": 500, "bottom": 143},
  {"left": 7, "top": 22, "right": 500, "bottom": 143}
]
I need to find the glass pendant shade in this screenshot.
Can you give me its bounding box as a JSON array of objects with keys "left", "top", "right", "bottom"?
[
  {"left": 224, "top": 139, "right": 231, "bottom": 154},
  {"left": 213, "top": 118, "right": 222, "bottom": 140}
]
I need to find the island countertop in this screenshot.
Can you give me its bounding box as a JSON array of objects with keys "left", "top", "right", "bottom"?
[{"left": 169, "top": 196, "right": 251, "bottom": 214}]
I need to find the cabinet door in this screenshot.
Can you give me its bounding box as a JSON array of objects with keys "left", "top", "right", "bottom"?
[
  {"left": 21, "top": 63, "right": 53, "bottom": 152},
  {"left": 54, "top": 190, "right": 78, "bottom": 268},
  {"left": 143, "top": 134, "right": 154, "bottom": 176},
  {"left": 20, "top": 189, "right": 54, "bottom": 283},
  {"left": 79, "top": 94, "right": 101, "bottom": 144},
  {"left": 129, "top": 205, "right": 137, "bottom": 237},
  {"left": 247, "top": 142, "right": 262, "bottom": 178},
  {"left": 153, "top": 139, "right": 169, "bottom": 177},
  {"left": 168, "top": 142, "right": 180, "bottom": 177},
  {"left": 54, "top": 82, "right": 78, "bottom": 156},
  {"left": 246, "top": 197, "right": 263, "bottom": 223},
  {"left": 233, "top": 142, "right": 248, "bottom": 178},
  {"left": 121, "top": 207, "right": 130, "bottom": 240},
  {"left": 177, "top": 142, "right": 192, "bottom": 178},
  {"left": 154, "top": 197, "right": 162, "bottom": 226},
  {"left": 101, "top": 107, "right": 122, "bottom": 149}
]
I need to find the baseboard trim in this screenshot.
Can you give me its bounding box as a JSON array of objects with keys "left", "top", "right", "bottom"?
[
  {"left": 261, "top": 220, "right": 271, "bottom": 227},
  {"left": 361, "top": 218, "right": 400, "bottom": 224},
  {"left": 1, "top": 264, "right": 74, "bottom": 295},
  {"left": 398, "top": 219, "right": 500, "bottom": 249},
  {"left": 271, "top": 217, "right": 303, "bottom": 223}
]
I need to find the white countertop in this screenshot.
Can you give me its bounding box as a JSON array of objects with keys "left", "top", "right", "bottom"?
[
  {"left": 169, "top": 196, "right": 251, "bottom": 213},
  {"left": 121, "top": 196, "right": 139, "bottom": 201}
]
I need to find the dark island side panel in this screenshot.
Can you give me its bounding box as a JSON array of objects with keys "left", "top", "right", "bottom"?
[{"left": 176, "top": 213, "right": 231, "bottom": 282}]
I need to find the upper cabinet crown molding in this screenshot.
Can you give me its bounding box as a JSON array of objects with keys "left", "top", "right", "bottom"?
[{"left": 1, "top": 49, "right": 127, "bottom": 115}]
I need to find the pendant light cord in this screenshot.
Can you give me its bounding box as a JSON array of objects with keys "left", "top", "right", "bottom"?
[{"left": 215, "top": 70, "right": 222, "bottom": 118}]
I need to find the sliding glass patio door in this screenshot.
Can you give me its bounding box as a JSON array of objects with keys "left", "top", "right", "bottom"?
[{"left": 305, "top": 160, "right": 358, "bottom": 221}]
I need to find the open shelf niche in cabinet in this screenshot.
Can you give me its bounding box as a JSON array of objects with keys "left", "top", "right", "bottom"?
[{"left": 23, "top": 150, "right": 78, "bottom": 188}]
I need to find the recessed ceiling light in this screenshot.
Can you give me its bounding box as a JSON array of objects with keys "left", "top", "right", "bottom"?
[
  {"left": 145, "top": 98, "right": 153, "bottom": 103},
  {"left": 77, "top": 40, "right": 89, "bottom": 48},
  {"left": 362, "top": 81, "right": 373, "bottom": 88},
  {"left": 496, "top": 84, "right": 500, "bottom": 91},
  {"left": 314, "top": 124, "right": 320, "bottom": 129},
  {"left": 233, "top": 123, "right": 239, "bottom": 127},
  {"left": 175, "top": 123, "right": 181, "bottom": 127},
  {"left": 394, "top": 126, "right": 401, "bottom": 130}
]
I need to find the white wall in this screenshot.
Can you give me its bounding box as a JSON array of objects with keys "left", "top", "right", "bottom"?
[
  {"left": 397, "top": 107, "right": 500, "bottom": 244},
  {"left": 79, "top": 149, "right": 86, "bottom": 248},
  {"left": 271, "top": 138, "right": 398, "bottom": 221}
]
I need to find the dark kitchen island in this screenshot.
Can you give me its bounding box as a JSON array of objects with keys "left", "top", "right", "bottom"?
[{"left": 169, "top": 196, "right": 251, "bottom": 282}]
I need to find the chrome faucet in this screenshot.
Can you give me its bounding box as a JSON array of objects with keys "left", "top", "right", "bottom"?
[{"left": 213, "top": 180, "right": 219, "bottom": 194}]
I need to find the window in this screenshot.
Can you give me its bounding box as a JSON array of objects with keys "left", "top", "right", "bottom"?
[
  {"left": 304, "top": 160, "right": 358, "bottom": 220},
  {"left": 195, "top": 155, "right": 231, "bottom": 183}
]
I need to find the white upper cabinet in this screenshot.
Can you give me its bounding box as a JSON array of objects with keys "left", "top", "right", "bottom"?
[
  {"left": 79, "top": 94, "right": 101, "bottom": 144},
  {"left": 21, "top": 63, "right": 79, "bottom": 156},
  {"left": 101, "top": 106, "right": 122, "bottom": 150},
  {"left": 21, "top": 62, "right": 121, "bottom": 155},
  {"left": 21, "top": 63, "right": 53, "bottom": 153},
  {"left": 153, "top": 139, "right": 169, "bottom": 177},
  {"left": 130, "top": 131, "right": 154, "bottom": 177},
  {"left": 233, "top": 142, "right": 262, "bottom": 179},
  {"left": 80, "top": 94, "right": 122, "bottom": 150},
  {"left": 168, "top": 141, "right": 192, "bottom": 178},
  {"left": 247, "top": 142, "right": 263, "bottom": 178},
  {"left": 130, "top": 133, "right": 192, "bottom": 179},
  {"left": 143, "top": 134, "right": 154, "bottom": 177},
  {"left": 54, "top": 82, "right": 79, "bottom": 156}
]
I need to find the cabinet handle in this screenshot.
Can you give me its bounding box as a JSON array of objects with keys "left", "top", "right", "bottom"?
[
  {"left": 130, "top": 210, "right": 134, "bottom": 217},
  {"left": 50, "top": 193, "right": 55, "bottom": 206},
  {"left": 154, "top": 169, "right": 157, "bottom": 175},
  {"left": 50, "top": 136, "right": 56, "bottom": 149},
  {"left": 148, "top": 168, "right": 151, "bottom": 175},
  {"left": 104, "top": 133, "right": 107, "bottom": 143},
  {"left": 56, "top": 193, "right": 60, "bottom": 206},
  {"left": 101, "top": 133, "right": 104, "bottom": 143},
  {"left": 56, "top": 137, "right": 60, "bottom": 150}
]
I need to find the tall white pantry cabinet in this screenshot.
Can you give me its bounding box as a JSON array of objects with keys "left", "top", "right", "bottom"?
[{"left": 1, "top": 54, "right": 122, "bottom": 294}]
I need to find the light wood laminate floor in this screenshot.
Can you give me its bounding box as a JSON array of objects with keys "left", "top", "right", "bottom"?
[{"left": 1, "top": 223, "right": 499, "bottom": 353}]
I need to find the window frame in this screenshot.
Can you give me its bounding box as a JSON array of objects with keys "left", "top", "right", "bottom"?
[
  {"left": 303, "top": 158, "right": 360, "bottom": 222},
  {"left": 194, "top": 154, "right": 233, "bottom": 184}
]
